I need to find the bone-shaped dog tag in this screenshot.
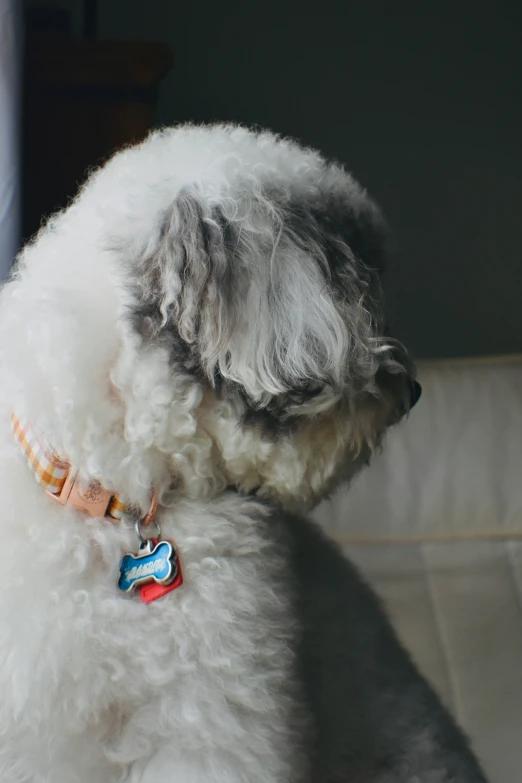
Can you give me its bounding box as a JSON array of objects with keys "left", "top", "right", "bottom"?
[{"left": 118, "top": 539, "right": 178, "bottom": 593}]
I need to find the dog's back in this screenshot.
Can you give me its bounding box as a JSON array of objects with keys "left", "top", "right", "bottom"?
[{"left": 279, "top": 510, "right": 487, "bottom": 781}]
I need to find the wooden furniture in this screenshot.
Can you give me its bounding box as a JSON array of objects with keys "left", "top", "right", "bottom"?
[{"left": 23, "top": 40, "right": 173, "bottom": 238}]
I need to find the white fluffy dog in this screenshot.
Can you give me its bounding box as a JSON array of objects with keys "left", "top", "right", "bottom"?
[{"left": 0, "top": 125, "right": 486, "bottom": 782}]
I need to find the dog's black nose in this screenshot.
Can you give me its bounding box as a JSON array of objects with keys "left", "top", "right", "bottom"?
[{"left": 410, "top": 380, "right": 422, "bottom": 409}]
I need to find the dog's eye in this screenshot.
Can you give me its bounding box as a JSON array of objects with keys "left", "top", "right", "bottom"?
[
  {"left": 289, "top": 380, "right": 325, "bottom": 405},
  {"left": 304, "top": 380, "right": 325, "bottom": 398}
]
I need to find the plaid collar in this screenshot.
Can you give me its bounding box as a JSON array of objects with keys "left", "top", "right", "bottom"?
[{"left": 11, "top": 411, "right": 127, "bottom": 522}]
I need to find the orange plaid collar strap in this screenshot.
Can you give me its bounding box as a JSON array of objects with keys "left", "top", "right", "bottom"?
[{"left": 11, "top": 411, "right": 127, "bottom": 522}]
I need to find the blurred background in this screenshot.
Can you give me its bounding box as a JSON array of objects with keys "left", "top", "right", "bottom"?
[{"left": 2, "top": 0, "right": 521, "bottom": 359}]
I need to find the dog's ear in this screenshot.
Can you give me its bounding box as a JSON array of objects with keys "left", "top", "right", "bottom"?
[
  {"left": 132, "top": 188, "right": 239, "bottom": 383},
  {"left": 134, "top": 186, "right": 362, "bottom": 406},
  {"left": 132, "top": 182, "right": 412, "bottom": 421}
]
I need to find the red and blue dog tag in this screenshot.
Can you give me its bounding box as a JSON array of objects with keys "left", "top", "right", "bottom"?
[{"left": 118, "top": 538, "right": 183, "bottom": 603}]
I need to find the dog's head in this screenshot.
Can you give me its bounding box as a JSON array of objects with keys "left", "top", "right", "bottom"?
[
  {"left": 2, "top": 124, "right": 419, "bottom": 511},
  {"left": 120, "top": 125, "right": 419, "bottom": 509}
]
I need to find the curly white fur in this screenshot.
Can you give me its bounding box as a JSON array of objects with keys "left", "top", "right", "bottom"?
[
  {"left": 0, "top": 428, "right": 304, "bottom": 781},
  {"left": 0, "top": 124, "right": 412, "bottom": 782}
]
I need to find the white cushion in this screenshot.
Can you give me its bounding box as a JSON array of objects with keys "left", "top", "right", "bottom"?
[{"left": 315, "top": 356, "right": 522, "bottom": 540}]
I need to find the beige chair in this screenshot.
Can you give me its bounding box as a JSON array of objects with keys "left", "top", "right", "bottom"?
[{"left": 314, "top": 355, "right": 522, "bottom": 783}]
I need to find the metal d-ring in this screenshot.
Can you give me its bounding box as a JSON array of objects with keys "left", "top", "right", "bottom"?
[
  {"left": 135, "top": 516, "right": 161, "bottom": 545},
  {"left": 135, "top": 493, "right": 160, "bottom": 545}
]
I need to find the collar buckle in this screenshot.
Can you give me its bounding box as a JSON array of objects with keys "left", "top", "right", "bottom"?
[{"left": 46, "top": 470, "right": 117, "bottom": 522}]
